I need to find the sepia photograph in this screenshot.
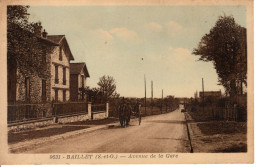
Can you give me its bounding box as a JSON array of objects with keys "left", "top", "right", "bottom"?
[{"left": 0, "top": 0, "right": 254, "bottom": 164}]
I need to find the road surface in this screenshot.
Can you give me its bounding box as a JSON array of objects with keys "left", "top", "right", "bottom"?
[{"left": 23, "top": 109, "right": 190, "bottom": 153}]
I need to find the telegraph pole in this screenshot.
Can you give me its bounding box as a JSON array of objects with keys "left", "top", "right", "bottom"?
[
  {"left": 161, "top": 89, "right": 163, "bottom": 114},
  {"left": 151, "top": 80, "right": 153, "bottom": 114},
  {"left": 202, "top": 78, "right": 204, "bottom": 112},
  {"left": 144, "top": 75, "right": 146, "bottom": 116}
]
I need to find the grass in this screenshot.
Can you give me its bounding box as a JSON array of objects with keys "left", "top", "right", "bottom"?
[
  {"left": 215, "top": 143, "right": 247, "bottom": 152},
  {"left": 186, "top": 108, "right": 247, "bottom": 153},
  {"left": 197, "top": 121, "right": 247, "bottom": 135},
  {"left": 188, "top": 106, "right": 216, "bottom": 122}
]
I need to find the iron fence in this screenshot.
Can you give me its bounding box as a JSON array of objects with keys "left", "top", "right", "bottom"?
[
  {"left": 92, "top": 104, "right": 106, "bottom": 113},
  {"left": 8, "top": 103, "right": 48, "bottom": 123},
  {"left": 52, "top": 101, "right": 88, "bottom": 116}
]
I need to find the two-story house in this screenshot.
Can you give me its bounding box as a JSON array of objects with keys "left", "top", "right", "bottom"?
[
  {"left": 7, "top": 28, "right": 75, "bottom": 122},
  {"left": 46, "top": 35, "right": 74, "bottom": 102},
  {"left": 70, "top": 63, "right": 90, "bottom": 101}
]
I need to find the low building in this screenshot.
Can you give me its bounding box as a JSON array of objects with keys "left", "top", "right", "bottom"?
[
  {"left": 70, "top": 62, "right": 90, "bottom": 101},
  {"left": 199, "top": 91, "right": 222, "bottom": 99}
]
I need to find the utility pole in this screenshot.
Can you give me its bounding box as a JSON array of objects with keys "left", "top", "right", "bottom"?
[
  {"left": 161, "top": 89, "right": 163, "bottom": 114},
  {"left": 202, "top": 78, "right": 204, "bottom": 112},
  {"left": 144, "top": 75, "right": 146, "bottom": 116},
  {"left": 151, "top": 80, "right": 153, "bottom": 115}
]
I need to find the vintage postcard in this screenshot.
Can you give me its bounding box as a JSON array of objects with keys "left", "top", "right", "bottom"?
[{"left": 0, "top": 0, "right": 254, "bottom": 164}]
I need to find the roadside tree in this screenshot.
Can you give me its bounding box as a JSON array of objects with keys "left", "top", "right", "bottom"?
[
  {"left": 97, "top": 75, "right": 117, "bottom": 102},
  {"left": 193, "top": 15, "right": 247, "bottom": 98}
]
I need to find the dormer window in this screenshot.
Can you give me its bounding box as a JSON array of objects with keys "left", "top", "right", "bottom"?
[{"left": 59, "top": 46, "right": 62, "bottom": 61}]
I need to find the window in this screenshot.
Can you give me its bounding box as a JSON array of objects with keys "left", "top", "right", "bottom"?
[
  {"left": 42, "top": 80, "right": 46, "bottom": 102},
  {"left": 59, "top": 46, "right": 62, "bottom": 61},
  {"left": 55, "top": 65, "right": 58, "bottom": 84},
  {"left": 55, "top": 89, "right": 58, "bottom": 102},
  {"left": 63, "top": 67, "right": 66, "bottom": 85},
  {"left": 63, "top": 90, "right": 66, "bottom": 102},
  {"left": 25, "top": 77, "right": 30, "bottom": 102},
  {"left": 81, "top": 75, "right": 85, "bottom": 100},
  {"left": 81, "top": 75, "right": 84, "bottom": 88}
]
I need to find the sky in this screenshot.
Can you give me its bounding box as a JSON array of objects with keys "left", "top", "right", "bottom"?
[{"left": 28, "top": 5, "right": 246, "bottom": 98}]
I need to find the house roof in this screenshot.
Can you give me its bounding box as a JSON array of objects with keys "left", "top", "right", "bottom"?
[
  {"left": 47, "top": 35, "right": 74, "bottom": 60},
  {"left": 70, "top": 62, "right": 90, "bottom": 77},
  {"left": 47, "top": 35, "right": 65, "bottom": 43},
  {"left": 38, "top": 36, "right": 60, "bottom": 46}
]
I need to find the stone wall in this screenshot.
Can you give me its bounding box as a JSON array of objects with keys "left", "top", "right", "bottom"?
[
  {"left": 56, "top": 113, "right": 89, "bottom": 124},
  {"left": 14, "top": 44, "right": 52, "bottom": 104},
  {"left": 11, "top": 45, "right": 53, "bottom": 117},
  {"left": 92, "top": 112, "right": 107, "bottom": 120},
  {"left": 8, "top": 118, "right": 54, "bottom": 131}
]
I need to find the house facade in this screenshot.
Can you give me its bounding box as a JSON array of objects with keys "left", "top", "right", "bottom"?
[
  {"left": 7, "top": 29, "right": 75, "bottom": 121},
  {"left": 47, "top": 35, "right": 74, "bottom": 102},
  {"left": 70, "top": 63, "right": 90, "bottom": 101}
]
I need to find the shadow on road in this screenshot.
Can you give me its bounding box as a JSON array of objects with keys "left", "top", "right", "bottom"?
[
  {"left": 148, "top": 137, "right": 188, "bottom": 141},
  {"left": 107, "top": 124, "right": 139, "bottom": 129},
  {"left": 146, "top": 120, "right": 186, "bottom": 124}
]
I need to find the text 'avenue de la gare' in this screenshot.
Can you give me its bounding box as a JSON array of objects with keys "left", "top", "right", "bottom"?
[{"left": 50, "top": 154, "right": 179, "bottom": 160}]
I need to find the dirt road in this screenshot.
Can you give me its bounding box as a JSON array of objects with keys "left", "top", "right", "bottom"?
[{"left": 23, "top": 109, "right": 190, "bottom": 153}]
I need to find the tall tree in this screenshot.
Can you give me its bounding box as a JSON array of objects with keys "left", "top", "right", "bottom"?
[
  {"left": 7, "top": 5, "right": 51, "bottom": 77},
  {"left": 97, "top": 75, "right": 117, "bottom": 101},
  {"left": 193, "top": 15, "right": 247, "bottom": 97}
]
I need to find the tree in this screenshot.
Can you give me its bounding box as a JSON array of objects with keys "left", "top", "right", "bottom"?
[
  {"left": 97, "top": 75, "right": 117, "bottom": 101},
  {"left": 7, "top": 6, "right": 52, "bottom": 77},
  {"left": 84, "top": 87, "right": 103, "bottom": 103},
  {"left": 193, "top": 15, "right": 247, "bottom": 98}
]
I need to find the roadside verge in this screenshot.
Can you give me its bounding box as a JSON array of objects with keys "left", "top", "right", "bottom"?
[{"left": 185, "top": 112, "right": 247, "bottom": 153}]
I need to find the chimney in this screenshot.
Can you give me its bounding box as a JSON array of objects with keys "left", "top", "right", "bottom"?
[
  {"left": 42, "top": 29, "right": 48, "bottom": 38},
  {"left": 34, "top": 24, "right": 43, "bottom": 36}
]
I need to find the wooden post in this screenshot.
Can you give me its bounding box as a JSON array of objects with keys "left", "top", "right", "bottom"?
[
  {"left": 86, "top": 96, "right": 88, "bottom": 113},
  {"left": 88, "top": 102, "right": 92, "bottom": 120},
  {"left": 161, "top": 89, "right": 163, "bottom": 114},
  {"left": 106, "top": 102, "right": 109, "bottom": 118},
  {"left": 144, "top": 75, "right": 146, "bottom": 116},
  {"left": 151, "top": 80, "right": 153, "bottom": 115},
  {"left": 202, "top": 78, "right": 204, "bottom": 112}
]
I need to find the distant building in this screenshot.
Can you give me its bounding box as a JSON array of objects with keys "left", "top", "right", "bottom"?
[
  {"left": 199, "top": 91, "right": 222, "bottom": 99},
  {"left": 176, "top": 97, "right": 189, "bottom": 104},
  {"left": 70, "top": 62, "right": 90, "bottom": 101}
]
